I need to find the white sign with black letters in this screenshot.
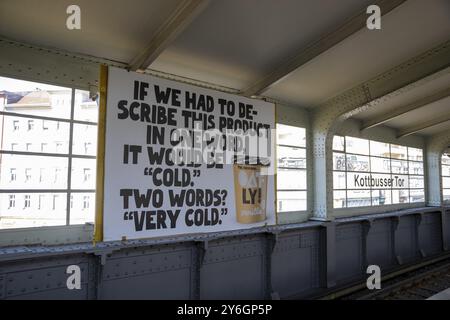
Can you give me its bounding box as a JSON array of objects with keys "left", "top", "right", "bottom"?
[{"left": 103, "top": 67, "right": 275, "bottom": 241}]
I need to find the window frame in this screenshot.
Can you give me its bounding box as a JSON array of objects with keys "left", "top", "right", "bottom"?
[
  {"left": 442, "top": 153, "right": 450, "bottom": 203},
  {"left": 0, "top": 80, "right": 98, "bottom": 228},
  {"left": 332, "top": 135, "right": 425, "bottom": 210},
  {"left": 276, "top": 123, "right": 307, "bottom": 214}
]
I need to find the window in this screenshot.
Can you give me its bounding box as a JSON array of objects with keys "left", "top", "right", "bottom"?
[
  {"left": 83, "top": 168, "right": 91, "bottom": 182},
  {"left": 52, "top": 195, "right": 59, "bottom": 210},
  {"left": 24, "top": 194, "right": 31, "bottom": 208},
  {"left": 276, "top": 124, "right": 307, "bottom": 212},
  {"left": 27, "top": 119, "right": 34, "bottom": 131},
  {"left": 13, "top": 120, "right": 19, "bottom": 131},
  {"left": 10, "top": 168, "right": 16, "bottom": 182},
  {"left": 38, "top": 194, "right": 44, "bottom": 210},
  {"left": 83, "top": 195, "right": 90, "bottom": 210},
  {"left": 442, "top": 152, "right": 450, "bottom": 202},
  {"left": 84, "top": 142, "right": 91, "bottom": 155},
  {"left": 25, "top": 168, "right": 32, "bottom": 182},
  {"left": 39, "top": 168, "right": 45, "bottom": 182},
  {"left": 54, "top": 168, "right": 61, "bottom": 183},
  {"left": 8, "top": 195, "right": 15, "bottom": 208},
  {"left": 0, "top": 76, "right": 99, "bottom": 229},
  {"left": 333, "top": 135, "right": 424, "bottom": 208}
]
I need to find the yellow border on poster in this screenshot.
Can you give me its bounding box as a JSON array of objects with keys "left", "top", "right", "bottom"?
[{"left": 93, "top": 64, "right": 108, "bottom": 244}]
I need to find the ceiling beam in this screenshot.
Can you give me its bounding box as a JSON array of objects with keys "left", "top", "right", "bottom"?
[
  {"left": 242, "top": 0, "right": 407, "bottom": 97},
  {"left": 361, "top": 87, "right": 450, "bottom": 130},
  {"left": 397, "top": 114, "right": 450, "bottom": 138},
  {"left": 128, "top": 0, "right": 210, "bottom": 72}
]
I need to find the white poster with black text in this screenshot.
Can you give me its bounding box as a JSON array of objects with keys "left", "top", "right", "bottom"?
[{"left": 103, "top": 67, "right": 275, "bottom": 241}]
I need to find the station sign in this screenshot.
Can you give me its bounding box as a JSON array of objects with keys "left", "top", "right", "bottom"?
[{"left": 102, "top": 67, "right": 275, "bottom": 241}]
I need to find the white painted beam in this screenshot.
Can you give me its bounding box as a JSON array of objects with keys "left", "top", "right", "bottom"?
[
  {"left": 361, "top": 87, "right": 450, "bottom": 130},
  {"left": 128, "top": 0, "right": 210, "bottom": 72},
  {"left": 397, "top": 115, "right": 450, "bottom": 138},
  {"left": 242, "top": 0, "right": 407, "bottom": 97}
]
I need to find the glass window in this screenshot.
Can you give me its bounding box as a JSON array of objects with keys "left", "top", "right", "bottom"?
[
  {"left": 371, "top": 157, "right": 391, "bottom": 173},
  {"left": 276, "top": 191, "right": 306, "bottom": 212},
  {"left": 333, "top": 136, "right": 345, "bottom": 152},
  {"left": 408, "top": 147, "right": 423, "bottom": 162},
  {"left": 333, "top": 135, "right": 424, "bottom": 208},
  {"left": 391, "top": 144, "right": 407, "bottom": 160},
  {"left": 0, "top": 76, "right": 99, "bottom": 229},
  {"left": 370, "top": 141, "right": 390, "bottom": 158},
  {"left": 444, "top": 152, "right": 450, "bottom": 205},
  {"left": 333, "top": 152, "right": 346, "bottom": 171},
  {"left": 346, "top": 154, "right": 370, "bottom": 172},
  {"left": 346, "top": 137, "right": 369, "bottom": 155},
  {"left": 276, "top": 124, "right": 307, "bottom": 213}
]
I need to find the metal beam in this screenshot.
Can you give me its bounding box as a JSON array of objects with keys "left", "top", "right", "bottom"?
[
  {"left": 397, "top": 115, "right": 450, "bottom": 138},
  {"left": 361, "top": 87, "right": 450, "bottom": 130},
  {"left": 128, "top": 0, "right": 210, "bottom": 72},
  {"left": 242, "top": 0, "right": 407, "bottom": 97}
]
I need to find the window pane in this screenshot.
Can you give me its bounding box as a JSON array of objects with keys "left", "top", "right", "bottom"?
[
  {"left": 443, "top": 189, "right": 450, "bottom": 201},
  {"left": 277, "top": 191, "right": 306, "bottom": 212},
  {"left": 333, "top": 191, "right": 346, "bottom": 208},
  {"left": 391, "top": 144, "right": 407, "bottom": 160},
  {"left": 277, "top": 146, "right": 306, "bottom": 169},
  {"left": 0, "top": 115, "right": 70, "bottom": 154},
  {"left": 347, "top": 190, "right": 371, "bottom": 207},
  {"left": 276, "top": 124, "right": 305, "bottom": 147},
  {"left": 345, "top": 136, "right": 369, "bottom": 155},
  {"left": 392, "top": 175, "right": 409, "bottom": 189},
  {"left": 409, "top": 176, "right": 424, "bottom": 189},
  {"left": 442, "top": 153, "right": 450, "bottom": 165},
  {"left": 347, "top": 173, "right": 371, "bottom": 189},
  {"left": 333, "top": 152, "right": 346, "bottom": 171},
  {"left": 346, "top": 154, "right": 370, "bottom": 172},
  {"left": 70, "top": 192, "right": 95, "bottom": 224},
  {"left": 333, "top": 136, "right": 345, "bottom": 151},
  {"left": 443, "top": 177, "right": 450, "bottom": 189},
  {"left": 71, "top": 158, "right": 97, "bottom": 189},
  {"left": 409, "top": 161, "right": 423, "bottom": 175},
  {"left": 442, "top": 164, "right": 450, "bottom": 177},
  {"left": 0, "top": 192, "right": 67, "bottom": 229},
  {"left": 333, "top": 172, "right": 346, "bottom": 189},
  {"left": 72, "top": 123, "right": 98, "bottom": 156},
  {"left": 277, "top": 169, "right": 306, "bottom": 190},
  {"left": 391, "top": 159, "right": 409, "bottom": 174},
  {"left": 408, "top": 147, "right": 423, "bottom": 162},
  {"left": 0, "top": 76, "right": 71, "bottom": 119},
  {"left": 409, "top": 189, "right": 424, "bottom": 203},
  {"left": 392, "top": 189, "right": 409, "bottom": 204},
  {"left": 0, "top": 154, "right": 68, "bottom": 189},
  {"left": 371, "top": 157, "right": 391, "bottom": 173},
  {"left": 370, "top": 141, "right": 390, "bottom": 158},
  {"left": 74, "top": 90, "right": 99, "bottom": 123},
  {"left": 372, "top": 189, "right": 392, "bottom": 206}
]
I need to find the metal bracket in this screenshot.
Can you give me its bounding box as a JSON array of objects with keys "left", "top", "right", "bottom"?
[
  {"left": 268, "top": 231, "right": 280, "bottom": 253},
  {"left": 195, "top": 240, "right": 209, "bottom": 267}
]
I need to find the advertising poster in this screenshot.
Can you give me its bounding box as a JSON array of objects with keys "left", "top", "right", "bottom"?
[{"left": 103, "top": 67, "right": 275, "bottom": 241}]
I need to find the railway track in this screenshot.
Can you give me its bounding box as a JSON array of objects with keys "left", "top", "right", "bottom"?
[{"left": 340, "top": 258, "right": 450, "bottom": 300}]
